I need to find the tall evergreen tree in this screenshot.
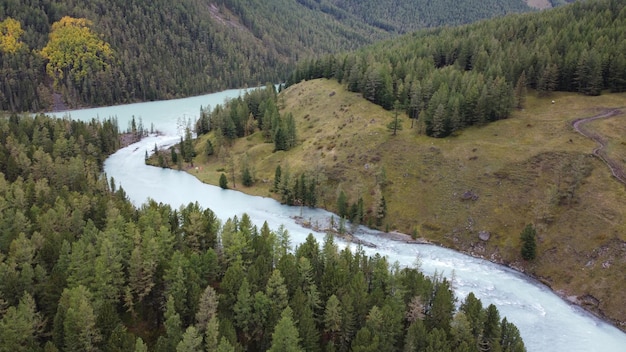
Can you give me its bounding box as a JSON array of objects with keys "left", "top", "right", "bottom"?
[
  {"left": 268, "top": 307, "right": 303, "bottom": 352},
  {"left": 481, "top": 304, "right": 502, "bottom": 352},
  {"left": 520, "top": 224, "right": 537, "bottom": 261},
  {"left": 0, "top": 292, "right": 44, "bottom": 352},
  {"left": 274, "top": 165, "right": 282, "bottom": 191},
  {"left": 160, "top": 295, "right": 183, "bottom": 352},
  {"left": 500, "top": 317, "right": 525, "bottom": 352},
  {"left": 234, "top": 278, "right": 253, "bottom": 342},
  {"left": 53, "top": 286, "right": 101, "bottom": 352},
  {"left": 177, "top": 326, "right": 203, "bottom": 352},
  {"left": 219, "top": 173, "right": 229, "bottom": 189},
  {"left": 514, "top": 71, "right": 527, "bottom": 109},
  {"left": 427, "top": 279, "right": 455, "bottom": 334},
  {"left": 324, "top": 294, "right": 343, "bottom": 348},
  {"left": 266, "top": 270, "right": 289, "bottom": 331},
  {"left": 337, "top": 191, "right": 348, "bottom": 219}
]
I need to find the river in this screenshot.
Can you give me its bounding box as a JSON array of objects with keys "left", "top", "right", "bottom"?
[{"left": 53, "top": 89, "right": 626, "bottom": 352}]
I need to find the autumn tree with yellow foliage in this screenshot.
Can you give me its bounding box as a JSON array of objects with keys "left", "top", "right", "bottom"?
[
  {"left": 40, "top": 16, "right": 114, "bottom": 89},
  {"left": 0, "top": 17, "right": 42, "bottom": 111},
  {"left": 0, "top": 18, "right": 26, "bottom": 54}
]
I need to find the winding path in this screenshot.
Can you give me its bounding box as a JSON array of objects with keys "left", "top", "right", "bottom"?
[{"left": 572, "top": 109, "right": 626, "bottom": 185}]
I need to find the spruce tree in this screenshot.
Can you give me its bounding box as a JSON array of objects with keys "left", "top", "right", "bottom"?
[
  {"left": 481, "top": 304, "right": 502, "bottom": 352},
  {"left": 514, "top": 71, "right": 527, "bottom": 110},
  {"left": 274, "top": 165, "right": 282, "bottom": 191},
  {"left": 337, "top": 191, "right": 348, "bottom": 219},
  {"left": 205, "top": 139, "right": 214, "bottom": 156},
  {"left": 268, "top": 307, "right": 303, "bottom": 352},
  {"left": 219, "top": 173, "right": 228, "bottom": 189},
  {"left": 520, "top": 224, "right": 537, "bottom": 261},
  {"left": 242, "top": 166, "right": 253, "bottom": 187}
]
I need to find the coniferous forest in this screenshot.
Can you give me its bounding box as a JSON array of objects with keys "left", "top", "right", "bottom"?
[
  {"left": 0, "top": 113, "right": 526, "bottom": 350},
  {"left": 0, "top": 0, "right": 535, "bottom": 111},
  {"left": 288, "top": 0, "right": 626, "bottom": 137},
  {"left": 3, "top": 0, "right": 626, "bottom": 350}
]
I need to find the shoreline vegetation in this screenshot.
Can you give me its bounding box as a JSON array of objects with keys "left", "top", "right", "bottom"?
[
  {"left": 0, "top": 112, "right": 532, "bottom": 351},
  {"left": 147, "top": 79, "right": 626, "bottom": 332}
]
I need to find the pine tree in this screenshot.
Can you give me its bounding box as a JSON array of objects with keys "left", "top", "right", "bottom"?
[
  {"left": 171, "top": 148, "right": 178, "bottom": 164},
  {"left": 537, "top": 64, "right": 558, "bottom": 97},
  {"left": 205, "top": 316, "right": 220, "bottom": 352},
  {"left": 460, "top": 292, "right": 484, "bottom": 339},
  {"left": 0, "top": 292, "right": 44, "bottom": 352},
  {"left": 514, "top": 71, "right": 527, "bottom": 109},
  {"left": 162, "top": 295, "right": 183, "bottom": 351},
  {"left": 431, "top": 104, "right": 448, "bottom": 138},
  {"left": 274, "top": 125, "right": 288, "bottom": 151},
  {"left": 266, "top": 270, "right": 289, "bottom": 331},
  {"left": 404, "top": 320, "right": 428, "bottom": 352},
  {"left": 520, "top": 224, "right": 537, "bottom": 261},
  {"left": 285, "top": 113, "right": 297, "bottom": 149},
  {"left": 183, "top": 128, "right": 195, "bottom": 163},
  {"left": 324, "top": 295, "right": 342, "bottom": 347},
  {"left": 450, "top": 312, "right": 475, "bottom": 349},
  {"left": 242, "top": 166, "right": 253, "bottom": 187},
  {"left": 500, "top": 317, "right": 525, "bottom": 352},
  {"left": 388, "top": 100, "right": 403, "bottom": 136},
  {"left": 274, "top": 165, "right": 282, "bottom": 191},
  {"left": 481, "top": 304, "right": 502, "bottom": 352},
  {"left": 234, "top": 279, "right": 253, "bottom": 340},
  {"left": 177, "top": 326, "right": 203, "bottom": 352},
  {"left": 134, "top": 337, "right": 148, "bottom": 352},
  {"left": 216, "top": 337, "right": 235, "bottom": 352},
  {"left": 219, "top": 173, "right": 228, "bottom": 189},
  {"left": 308, "top": 178, "right": 317, "bottom": 207},
  {"left": 427, "top": 279, "right": 455, "bottom": 334},
  {"left": 296, "top": 304, "right": 320, "bottom": 352},
  {"left": 268, "top": 307, "right": 303, "bottom": 352},
  {"left": 53, "top": 286, "right": 101, "bottom": 352},
  {"left": 205, "top": 139, "right": 214, "bottom": 156},
  {"left": 337, "top": 191, "right": 348, "bottom": 219},
  {"left": 196, "top": 285, "right": 218, "bottom": 334},
  {"left": 576, "top": 50, "right": 603, "bottom": 96},
  {"left": 106, "top": 324, "right": 136, "bottom": 352}
]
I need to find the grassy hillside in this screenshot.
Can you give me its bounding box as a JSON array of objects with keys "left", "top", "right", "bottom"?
[
  {"left": 185, "top": 79, "right": 626, "bottom": 329},
  {"left": 288, "top": 0, "right": 626, "bottom": 137}
]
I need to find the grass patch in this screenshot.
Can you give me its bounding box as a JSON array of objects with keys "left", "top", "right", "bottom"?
[{"left": 184, "top": 79, "right": 626, "bottom": 327}]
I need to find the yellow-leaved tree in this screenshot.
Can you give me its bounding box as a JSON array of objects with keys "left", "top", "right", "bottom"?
[
  {"left": 0, "top": 17, "right": 26, "bottom": 54},
  {"left": 40, "top": 16, "right": 114, "bottom": 88}
]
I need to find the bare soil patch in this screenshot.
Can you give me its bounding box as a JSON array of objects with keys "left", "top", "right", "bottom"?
[{"left": 526, "top": 0, "right": 552, "bottom": 9}]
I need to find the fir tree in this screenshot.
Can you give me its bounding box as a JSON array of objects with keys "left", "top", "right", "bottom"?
[
  {"left": 268, "top": 307, "right": 303, "bottom": 352},
  {"left": 219, "top": 173, "right": 228, "bottom": 189},
  {"left": 337, "top": 191, "right": 348, "bottom": 219},
  {"left": 520, "top": 224, "right": 537, "bottom": 261}
]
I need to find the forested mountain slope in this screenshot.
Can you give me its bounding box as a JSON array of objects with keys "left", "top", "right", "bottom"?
[
  {"left": 322, "top": 0, "right": 531, "bottom": 32},
  {"left": 0, "top": 0, "right": 534, "bottom": 111},
  {"left": 288, "top": 0, "right": 626, "bottom": 137}
]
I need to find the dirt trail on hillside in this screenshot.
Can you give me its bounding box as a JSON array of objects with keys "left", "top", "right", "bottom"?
[{"left": 572, "top": 109, "right": 626, "bottom": 185}]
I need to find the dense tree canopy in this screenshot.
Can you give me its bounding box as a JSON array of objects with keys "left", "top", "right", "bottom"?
[
  {"left": 0, "top": 17, "right": 25, "bottom": 54},
  {"left": 40, "top": 17, "right": 114, "bottom": 100},
  {"left": 0, "top": 112, "right": 525, "bottom": 351},
  {"left": 322, "top": 0, "right": 531, "bottom": 32},
  {"left": 0, "top": 0, "right": 538, "bottom": 111},
  {"left": 288, "top": 0, "right": 626, "bottom": 137}
]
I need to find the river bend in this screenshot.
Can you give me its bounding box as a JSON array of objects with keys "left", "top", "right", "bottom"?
[{"left": 52, "top": 89, "right": 626, "bottom": 352}]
